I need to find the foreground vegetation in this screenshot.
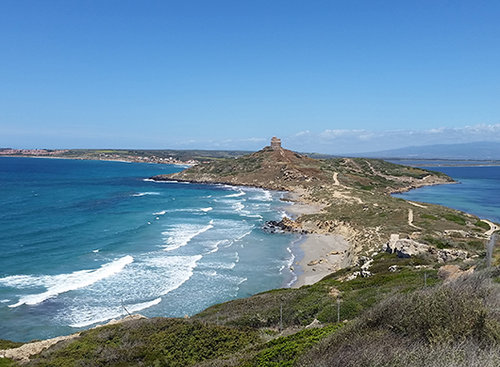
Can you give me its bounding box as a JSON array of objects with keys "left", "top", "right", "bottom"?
[{"left": 2, "top": 251, "right": 497, "bottom": 366}]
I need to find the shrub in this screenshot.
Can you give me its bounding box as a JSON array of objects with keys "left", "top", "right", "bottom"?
[
  {"left": 298, "top": 270, "right": 500, "bottom": 367},
  {"left": 443, "top": 213, "right": 466, "bottom": 226}
]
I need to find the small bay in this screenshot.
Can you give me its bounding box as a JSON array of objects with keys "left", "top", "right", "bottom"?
[{"left": 393, "top": 165, "right": 500, "bottom": 223}]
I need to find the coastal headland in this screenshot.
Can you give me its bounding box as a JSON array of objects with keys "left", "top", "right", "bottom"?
[{"left": 151, "top": 139, "right": 495, "bottom": 286}]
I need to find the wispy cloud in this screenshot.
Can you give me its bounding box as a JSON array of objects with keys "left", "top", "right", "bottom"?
[{"left": 284, "top": 124, "right": 500, "bottom": 154}]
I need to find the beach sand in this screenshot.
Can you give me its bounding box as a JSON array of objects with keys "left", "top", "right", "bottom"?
[
  {"left": 292, "top": 234, "right": 351, "bottom": 288},
  {"left": 283, "top": 192, "right": 352, "bottom": 288}
]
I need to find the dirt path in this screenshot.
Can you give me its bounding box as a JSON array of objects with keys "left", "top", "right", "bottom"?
[
  {"left": 408, "top": 209, "right": 421, "bottom": 229},
  {"left": 482, "top": 219, "right": 498, "bottom": 238},
  {"left": 332, "top": 172, "right": 340, "bottom": 186},
  {"left": 408, "top": 201, "right": 427, "bottom": 208}
]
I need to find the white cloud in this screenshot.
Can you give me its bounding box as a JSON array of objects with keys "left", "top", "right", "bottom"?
[{"left": 283, "top": 123, "right": 500, "bottom": 154}]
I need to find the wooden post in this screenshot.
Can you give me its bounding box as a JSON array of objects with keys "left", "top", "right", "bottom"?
[
  {"left": 337, "top": 298, "right": 340, "bottom": 323},
  {"left": 279, "top": 303, "right": 283, "bottom": 332},
  {"left": 486, "top": 233, "right": 496, "bottom": 268}
]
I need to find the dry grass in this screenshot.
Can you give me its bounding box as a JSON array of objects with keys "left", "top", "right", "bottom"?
[{"left": 298, "top": 269, "right": 500, "bottom": 367}]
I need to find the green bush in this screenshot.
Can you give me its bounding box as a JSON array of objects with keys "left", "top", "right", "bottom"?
[
  {"left": 26, "top": 319, "right": 259, "bottom": 367},
  {"left": 443, "top": 213, "right": 467, "bottom": 226},
  {"left": 421, "top": 213, "right": 438, "bottom": 220},
  {"left": 475, "top": 220, "right": 491, "bottom": 230},
  {"left": 252, "top": 324, "right": 341, "bottom": 366}
]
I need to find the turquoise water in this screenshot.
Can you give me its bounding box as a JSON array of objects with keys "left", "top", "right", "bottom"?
[
  {"left": 0, "top": 157, "right": 298, "bottom": 342},
  {"left": 394, "top": 166, "right": 500, "bottom": 223}
]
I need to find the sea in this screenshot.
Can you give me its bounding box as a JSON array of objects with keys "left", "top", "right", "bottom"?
[
  {"left": 0, "top": 157, "right": 299, "bottom": 342},
  {"left": 393, "top": 165, "right": 500, "bottom": 223}
]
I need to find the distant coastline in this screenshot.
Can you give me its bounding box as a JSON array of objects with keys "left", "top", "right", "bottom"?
[{"left": 0, "top": 154, "right": 196, "bottom": 167}]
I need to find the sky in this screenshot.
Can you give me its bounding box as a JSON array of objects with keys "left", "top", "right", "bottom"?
[{"left": 1, "top": 0, "right": 499, "bottom": 154}]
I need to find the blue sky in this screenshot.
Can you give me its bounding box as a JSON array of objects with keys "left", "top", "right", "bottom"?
[{"left": 1, "top": 0, "right": 499, "bottom": 153}]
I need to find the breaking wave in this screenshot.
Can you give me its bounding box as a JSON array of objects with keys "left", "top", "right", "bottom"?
[
  {"left": 162, "top": 221, "right": 214, "bottom": 251},
  {"left": 3, "top": 256, "right": 134, "bottom": 308}
]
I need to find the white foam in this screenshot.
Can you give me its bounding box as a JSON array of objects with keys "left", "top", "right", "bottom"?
[
  {"left": 200, "top": 207, "right": 213, "bottom": 212},
  {"left": 69, "top": 297, "right": 162, "bottom": 328},
  {"left": 1, "top": 299, "right": 10, "bottom": 303},
  {"left": 6, "top": 255, "right": 134, "bottom": 308},
  {"left": 235, "top": 229, "right": 253, "bottom": 242},
  {"left": 200, "top": 270, "right": 217, "bottom": 277},
  {"left": 206, "top": 239, "right": 230, "bottom": 254},
  {"left": 132, "top": 192, "right": 160, "bottom": 197},
  {"left": 255, "top": 190, "right": 272, "bottom": 202},
  {"left": 65, "top": 254, "right": 202, "bottom": 328},
  {"left": 162, "top": 221, "right": 214, "bottom": 251},
  {"left": 153, "top": 210, "right": 167, "bottom": 215},
  {"left": 232, "top": 202, "right": 245, "bottom": 212},
  {"left": 225, "top": 190, "right": 246, "bottom": 198},
  {"left": 92, "top": 249, "right": 99, "bottom": 253}
]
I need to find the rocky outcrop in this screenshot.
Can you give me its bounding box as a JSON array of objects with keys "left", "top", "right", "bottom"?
[
  {"left": 438, "top": 265, "right": 475, "bottom": 283},
  {"left": 263, "top": 217, "right": 307, "bottom": 234},
  {"left": 384, "top": 235, "right": 469, "bottom": 263}
]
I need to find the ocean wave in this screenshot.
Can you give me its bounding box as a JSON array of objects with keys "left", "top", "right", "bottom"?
[
  {"left": 162, "top": 207, "right": 213, "bottom": 214},
  {"left": 206, "top": 239, "right": 230, "bottom": 254},
  {"left": 232, "top": 202, "right": 245, "bottom": 212},
  {"left": 225, "top": 190, "right": 246, "bottom": 198},
  {"left": 144, "top": 179, "right": 190, "bottom": 184},
  {"left": 162, "top": 221, "right": 214, "bottom": 251},
  {"left": 132, "top": 192, "right": 160, "bottom": 197},
  {"left": 255, "top": 190, "right": 272, "bottom": 202},
  {"left": 66, "top": 254, "right": 202, "bottom": 327},
  {"left": 235, "top": 229, "right": 253, "bottom": 242},
  {"left": 69, "top": 297, "right": 162, "bottom": 328},
  {"left": 5, "top": 255, "right": 134, "bottom": 308},
  {"left": 153, "top": 210, "right": 167, "bottom": 215}
]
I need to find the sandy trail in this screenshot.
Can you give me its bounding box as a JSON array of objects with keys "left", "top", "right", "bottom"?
[
  {"left": 482, "top": 219, "right": 499, "bottom": 237},
  {"left": 332, "top": 172, "right": 340, "bottom": 186},
  {"left": 408, "top": 209, "right": 421, "bottom": 229},
  {"left": 408, "top": 201, "right": 427, "bottom": 208}
]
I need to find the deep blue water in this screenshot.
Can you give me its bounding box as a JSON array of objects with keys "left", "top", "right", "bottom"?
[
  {"left": 394, "top": 166, "right": 500, "bottom": 223},
  {"left": 0, "top": 157, "right": 298, "bottom": 342}
]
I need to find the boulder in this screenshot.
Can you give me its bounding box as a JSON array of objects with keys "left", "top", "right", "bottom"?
[{"left": 385, "top": 238, "right": 429, "bottom": 258}]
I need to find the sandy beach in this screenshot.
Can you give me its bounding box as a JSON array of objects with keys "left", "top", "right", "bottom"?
[
  {"left": 284, "top": 192, "right": 352, "bottom": 288},
  {"left": 292, "top": 234, "right": 351, "bottom": 288}
]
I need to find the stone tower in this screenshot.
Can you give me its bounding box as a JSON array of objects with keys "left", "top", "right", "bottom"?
[{"left": 270, "top": 137, "right": 281, "bottom": 150}]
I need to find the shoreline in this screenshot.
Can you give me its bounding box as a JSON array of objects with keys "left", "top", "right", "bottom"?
[
  {"left": 0, "top": 155, "right": 195, "bottom": 167},
  {"left": 282, "top": 192, "right": 352, "bottom": 288}
]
